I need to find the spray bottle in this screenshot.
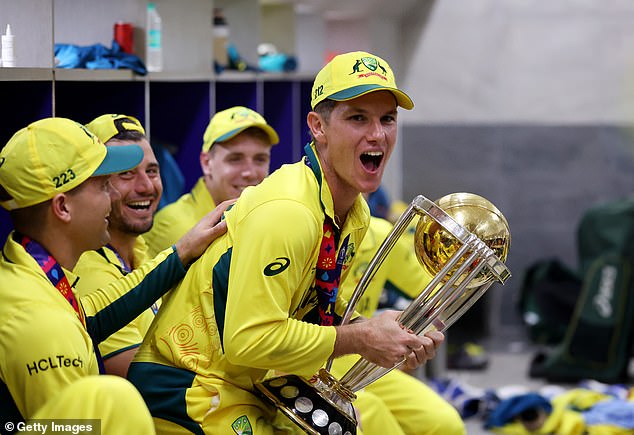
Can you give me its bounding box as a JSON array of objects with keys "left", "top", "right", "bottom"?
[{"left": 2, "top": 24, "right": 15, "bottom": 67}]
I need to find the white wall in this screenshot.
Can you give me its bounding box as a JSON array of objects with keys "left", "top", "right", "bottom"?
[
  {"left": 0, "top": 0, "right": 54, "bottom": 67},
  {"left": 401, "top": 0, "right": 634, "bottom": 124},
  {"left": 261, "top": 3, "right": 295, "bottom": 56},
  {"left": 218, "top": 0, "right": 260, "bottom": 66}
]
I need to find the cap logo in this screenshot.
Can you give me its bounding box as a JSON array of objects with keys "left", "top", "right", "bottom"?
[
  {"left": 231, "top": 108, "right": 260, "bottom": 123},
  {"left": 114, "top": 117, "right": 141, "bottom": 134},
  {"left": 350, "top": 57, "right": 388, "bottom": 81}
]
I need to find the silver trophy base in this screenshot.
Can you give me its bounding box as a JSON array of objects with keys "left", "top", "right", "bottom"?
[{"left": 255, "top": 369, "right": 357, "bottom": 435}]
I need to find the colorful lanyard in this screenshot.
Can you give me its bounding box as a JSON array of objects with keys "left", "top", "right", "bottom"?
[
  {"left": 16, "top": 233, "right": 85, "bottom": 327},
  {"left": 315, "top": 217, "right": 350, "bottom": 326},
  {"left": 104, "top": 244, "right": 158, "bottom": 315},
  {"left": 303, "top": 145, "right": 352, "bottom": 326},
  {"left": 106, "top": 243, "right": 132, "bottom": 273}
]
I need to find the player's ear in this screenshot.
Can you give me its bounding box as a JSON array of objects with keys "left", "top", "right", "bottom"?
[
  {"left": 200, "top": 150, "right": 211, "bottom": 176},
  {"left": 307, "top": 111, "right": 326, "bottom": 142},
  {"left": 50, "top": 193, "right": 72, "bottom": 223}
]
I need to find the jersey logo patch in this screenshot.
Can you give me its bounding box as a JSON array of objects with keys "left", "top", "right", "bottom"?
[
  {"left": 264, "top": 257, "right": 290, "bottom": 276},
  {"left": 231, "top": 415, "right": 253, "bottom": 435}
]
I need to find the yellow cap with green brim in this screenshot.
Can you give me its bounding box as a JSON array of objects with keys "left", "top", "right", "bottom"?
[
  {"left": 311, "top": 51, "right": 414, "bottom": 110},
  {"left": 85, "top": 114, "right": 146, "bottom": 145},
  {"left": 202, "top": 106, "right": 279, "bottom": 152},
  {"left": 0, "top": 117, "right": 143, "bottom": 210}
]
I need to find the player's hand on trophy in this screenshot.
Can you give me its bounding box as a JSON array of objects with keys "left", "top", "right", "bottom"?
[
  {"left": 174, "top": 199, "right": 234, "bottom": 265},
  {"left": 336, "top": 310, "right": 444, "bottom": 369},
  {"left": 402, "top": 329, "right": 444, "bottom": 370}
]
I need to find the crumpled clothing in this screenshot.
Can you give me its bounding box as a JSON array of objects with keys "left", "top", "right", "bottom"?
[
  {"left": 485, "top": 393, "right": 553, "bottom": 429},
  {"left": 553, "top": 388, "right": 612, "bottom": 411},
  {"left": 54, "top": 40, "right": 147, "bottom": 75},
  {"left": 429, "top": 377, "right": 499, "bottom": 419},
  {"left": 486, "top": 393, "right": 585, "bottom": 435},
  {"left": 579, "top": 379, "right": 632, "bottom": 401},
  {"left": 259, "top": 53, "right": 297, "bottom": 72},
  {"left": 431, "top": 377, "right": 634, "bottom": 434},
  {"left": 583, "top": 399, "right": 634, "bottom": 429}
]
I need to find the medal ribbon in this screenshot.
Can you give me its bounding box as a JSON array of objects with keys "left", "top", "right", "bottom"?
[
  {"left": 315, "top": 217, "right": 350, "bottom": 326},
  {"left": 104, "top": 244, "right": 158, "bottom": 314},
  {"left": 16, "top": 233, "right": 85, "bottom": 327},
  {"left": 106, "top": 243, "right": 132, "bottom": 273}
]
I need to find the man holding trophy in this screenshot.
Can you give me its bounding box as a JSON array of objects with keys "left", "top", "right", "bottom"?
[{"left": 128, "top": 50, "right": 445, "bottom": 434}]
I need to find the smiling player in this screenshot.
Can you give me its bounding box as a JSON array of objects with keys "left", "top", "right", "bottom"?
[
  {"left": 143, "top": 106, "right": 279, "bottom": 257},
  {"left": 128, "top": 51, "right": 446, "bottom": 434},
  {"left": 74, "top": 114, "right": 165, "bottom": 377}
]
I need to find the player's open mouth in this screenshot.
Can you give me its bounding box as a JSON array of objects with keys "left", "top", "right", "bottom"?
[
  {"left": 360, "top": 151, "right": 384, "bottom": 171},
  {"left": 127, "top": 200, "right": 151, "bottom": 211}
]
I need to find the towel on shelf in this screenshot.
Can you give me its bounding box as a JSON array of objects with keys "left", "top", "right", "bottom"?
[{"left": 54, "top": 40, "right": 147, "bottom": 75}]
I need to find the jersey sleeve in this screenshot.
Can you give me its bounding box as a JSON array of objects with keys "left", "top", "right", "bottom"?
[
  {"left": 74, "top": 251, "right": 153, "bottom": 359},
  {"left": 80, "top": 247, "right": 185, "bottom": 344},
  {"left": 223, "top": 200, "right": 337, "bottom": 377}
]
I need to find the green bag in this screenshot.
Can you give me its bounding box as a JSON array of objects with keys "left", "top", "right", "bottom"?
[
  {"left": 529, "top": 197, "right": 634, "bottom": 383},
  {"left": 519, "top": 258, "right": 581, "bottom": 345}
]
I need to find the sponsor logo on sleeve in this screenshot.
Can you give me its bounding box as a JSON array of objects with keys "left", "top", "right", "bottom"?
[
  {"left": 263, "top": 257, "right": 291, "bottom": 276},
  {"left": 26, "top": 355, "right": 84, "bottom": 376}
]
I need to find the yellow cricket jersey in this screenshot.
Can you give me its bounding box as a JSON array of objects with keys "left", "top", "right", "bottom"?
[
  {"left": 0, "top": 233, "right": 186, "bottom": 424},
  {"left": 128, "top": 143, "right": 369, "bottom": 433},
  {"left": 74, "top": 237, "right": 160, "bottom": 359},
  {"left": 340, "top": 216, "right": 431, "bottom": 318},
  {"left": 143, "top": 177, "right": 216, "bottom": 258}
]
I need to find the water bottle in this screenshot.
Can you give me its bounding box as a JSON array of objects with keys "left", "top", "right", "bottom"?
[{"left": 146, "top": 2, "right": 163, "bottom": 72}]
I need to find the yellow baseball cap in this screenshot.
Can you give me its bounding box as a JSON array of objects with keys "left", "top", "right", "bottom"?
[
  {"left": 202, "top": 106, "right": 279, "bottom": 152},
  {"left": 85, "top": 114, "right": 146, "bottom": 144},
  {"left": 311, "top": 51, "right": 414, "bottom": 110},
  {"left": 0, "top": 117, "right": 143, "bottom": 210}
]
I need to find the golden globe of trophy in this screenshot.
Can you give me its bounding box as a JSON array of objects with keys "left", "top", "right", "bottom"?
[{"left": 255, "top": 193, "right": 511, "bottom": 435}]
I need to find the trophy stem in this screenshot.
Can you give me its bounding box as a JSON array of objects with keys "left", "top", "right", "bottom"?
[
  {"left": 325, "top": 200, "right": 421, "bottom": 373},
  {"left": 340, "top": 241, "right": 494, "bottom": 393},
  {"left": 399, "top": 240, "right": 475, "bottom": 326},
  {"left": 428, "top": 281, "right": 493, "bottom": 333},
  {"left": 404, "top": 249, "right": 485, "bottom": 332},
  {"left": 339, "top": 358, "right": 374, "bottom": 389},
  {"left": 339, "top": 200, "right": 418, "bottom": 326},
  {"left": 314, "top": 368, "right": 357, "bottom": 403}
]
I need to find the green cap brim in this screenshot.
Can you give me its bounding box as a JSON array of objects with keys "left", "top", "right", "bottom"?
[
  {"left": 92, "top": 144, "right": 143, "bottom": 176},
  {"left": 328, "top": 84, "right": 414, "bottom": 110},
  {"left": 214, "top": 125, "right": 280, "bottom": 146}
]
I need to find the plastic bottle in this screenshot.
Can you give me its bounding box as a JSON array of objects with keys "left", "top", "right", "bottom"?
[
  {"left": 2, "top": 24, "right": 15, "bottom": 67},
  {"left": 146, "top": 3, "right": 163, "bottom": 72}
]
